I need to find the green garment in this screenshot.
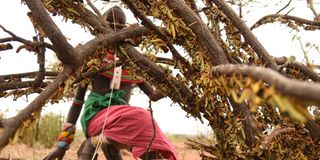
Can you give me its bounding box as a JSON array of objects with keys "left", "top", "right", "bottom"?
[{"left": 80, "top": 90, "right": 127, "bottom": 136}]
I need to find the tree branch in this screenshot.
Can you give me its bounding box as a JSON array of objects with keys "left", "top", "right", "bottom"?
[
  {"left": 86, "top": 0, "right": 103, "bottom": 18},
  {"left": 274, "top": 56, "right": 320, "bottom": 82},
  {"left": 229, "top": 99, "right": 260, "bottom": 147},
  {"left": 251, "top": 14, "right": 320, "bottom": 30},
  {"left": 307, "top": 0, "right": 319, "bottom": 19},
  {"left": 0, "top": 81, "right": 47, "bottom": 92},
  {"left": 121, "top": 43, "right": 200, "bottom": 115},
  {"left": 0, "top": 71, "right": 58, "bottom": 80},
  {"left": 260, "top": 127, "right": 295, "bottom": 150},
  {"left": 275, "top": 0, "right": 292, "bottom": 14},
  {"left": 122, "top": 0, "right": 191, "bottom": 70},
  {"left": 211, "top": 0, "right": 278, "bottom": 70},
  {"left": 0, "top": 26, "right": 147, "bottom": 94},
  {"left": 305, "top": 120, "right": 320, "bottom": 144},
  {"left": 286, "top": 63, "right": 320, "bottom": 81},
  {"left": 35, "top": 36, "right": 45, "bottom": 82},
  {"left": 0, "top": 6, "right": 149, "bottom": 150},
  {"left": 186, "top": 138, "right": 216, "bottom": 152},
  {"left": 211, "top": 64, "right": 320, "bottom": 104},
  {"left": 0, "top": 43, "right": 13, "bottom": 51},
  {"left": 0, "top": 37, "right": 14, "bottom": 43},
  {"left": 166, "top": 0, "right": 230, "bottom": 66},
  {"left": 164, "top": 0, "right": 261, "bottom": 146},
  {"left": 0, "top": 25, "right": 55, "bottom": 51},
  {"left": 76, "top": 26, "right": 148, "bottom": 59},
  {"left": 24, "top": 0, "right": 78, "bottom": 65},
  {"left": 0, "top": 67, "right": 73, "bottom": 151}
]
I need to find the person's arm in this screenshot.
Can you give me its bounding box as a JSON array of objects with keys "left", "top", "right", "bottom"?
[
  {"left": 137, "top": 81, "right": 165, "bottom": 101},
  {"left": 44, "top": 85, "right": 88, "bottom": 160},
  {"left": 65, "top": 84, "right": 88, "bottom": 124}
]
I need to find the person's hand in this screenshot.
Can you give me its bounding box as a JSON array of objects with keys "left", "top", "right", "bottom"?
[{"left": 43, "top": 147, "right": 66, "bottom": 160}]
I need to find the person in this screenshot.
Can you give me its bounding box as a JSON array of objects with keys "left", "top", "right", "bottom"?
[{"left": 44, "top": 6, "right": 178, "bottom": 160}]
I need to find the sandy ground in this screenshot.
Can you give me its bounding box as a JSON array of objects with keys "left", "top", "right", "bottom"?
[{"left": 0, "top": 136, "right": 200, "bottom": 160}]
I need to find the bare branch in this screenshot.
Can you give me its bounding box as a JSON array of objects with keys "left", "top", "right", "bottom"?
[
  {"left": 35, "top": 36, "right": 45, "bottom": 82},
  {"left": 0, "top": 67, "right": 73, "bottom": 151},
  {"left": 307, "top": 0, "right": 319, "bottom": 19},
  {"left": 251, "top": 14, "right": 320, "bottom": 30},
  {"left": 0, "top": 71, "right": 59, "bottom": 80},
  {"left": 0, "top": 25, "right": 23, "bottom": 40},
  {"left": 0, "top": 37, "right": 14, "bottom": 43},
  {"left": 0, "top": 43, "right": 13, "bottom": 51},
  {"left": 0, "top": 25, "right": 55, "bottom": 51},
  {"left": 154, "top": 57, "right": 175, "bottom": 66},
  {"left": 0, "top": 81, "right": 47, "bottom": 92},
  {"left": 86, "top": 0, "right": 103, "bottom": 18},
  {"left": 186, "top": 138, "right": 215, "bottom": 151},
  {"left": 276, "top": 0, "right": 292, "bottom": 14}
]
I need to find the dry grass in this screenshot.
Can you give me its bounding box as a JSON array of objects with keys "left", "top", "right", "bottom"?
[
  {"left": 0, "top": 112, "right": 202, "bottom": 159},
  {"left": 0, "top": 133, "right": 201, "bottom": 160}
]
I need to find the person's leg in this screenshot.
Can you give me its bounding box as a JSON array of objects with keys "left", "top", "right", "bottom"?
[
  {"left": 101, "top": 143, "right": 123, "bottom": 160},
  {"left": 77, "top": 140, "right": 86, "bottom": 157},
  {"left": 80, "top": 136, "right": 123, "bottom": 160},
  {"left": 139, "top": 151, "right": 159, "bottom": 160},
  {"left": 78, "top": 138, "right": 98, "bottom": 160}
]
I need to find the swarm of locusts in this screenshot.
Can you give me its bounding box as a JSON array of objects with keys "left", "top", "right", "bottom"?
[{"left": 4, "top": 0, "right": 319, "bottom": 159}]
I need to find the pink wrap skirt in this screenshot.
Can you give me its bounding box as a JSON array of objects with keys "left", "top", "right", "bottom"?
[{"left": 87, "top": 105, "right": 178, "bottom": 160}]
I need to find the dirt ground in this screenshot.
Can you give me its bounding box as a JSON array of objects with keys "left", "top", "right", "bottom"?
[{"left": 0, "top": 136, "right": 201, "bottom": 160}]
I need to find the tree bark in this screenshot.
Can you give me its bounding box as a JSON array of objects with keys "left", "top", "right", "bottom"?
[
  {"left": 230, "top": 100, "right": 260, "bottom": 147},
  {"left": 211, "top": 0, "right": 278, "bottom": 70},
  {"left": 211, "top": 64, "right": 320, "bottom": 105},
  {"left": 165, "top": 0, "right": 260, "bottom": 146},
  {"left": 24, "top": 0, "right": 78, "bottom": 65},
  {"left": 0, "top": 81, "right": 47, "bottom": 92},
  {"left": 166, "top": 0, "right": 229, "bottom": 66}
]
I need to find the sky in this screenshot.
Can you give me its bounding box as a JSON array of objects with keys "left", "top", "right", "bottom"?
[{"left": 0, "top": 1, "right": 319, "bottom": 136}]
